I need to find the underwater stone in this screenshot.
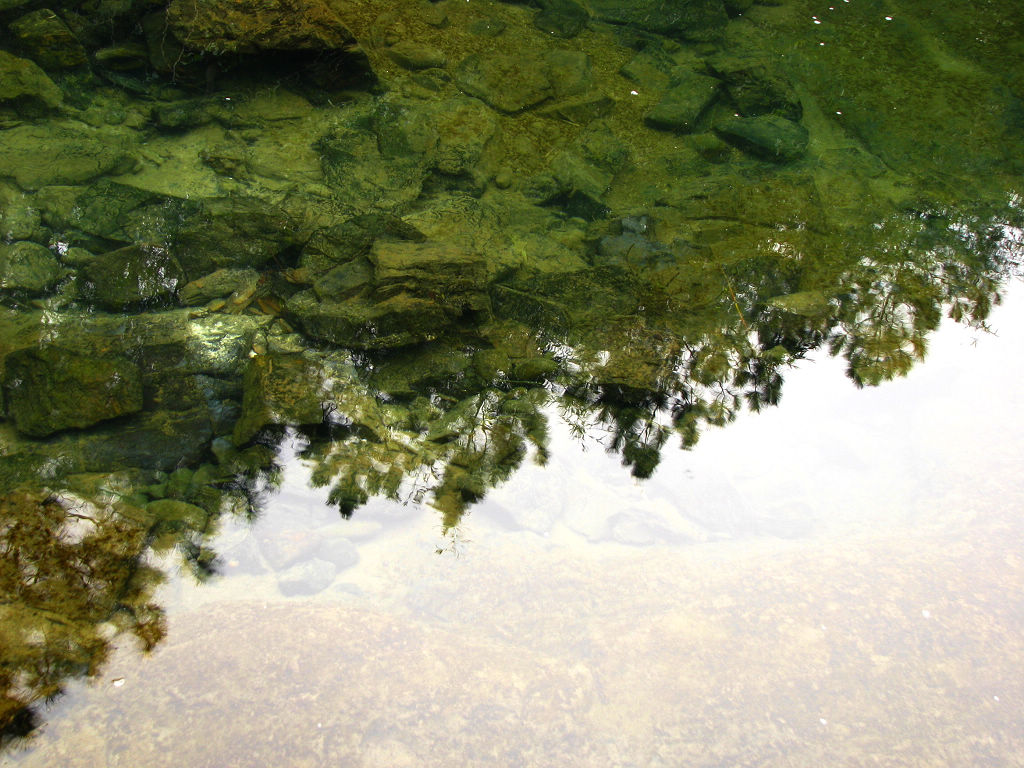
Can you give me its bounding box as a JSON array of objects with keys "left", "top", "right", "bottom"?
[
  {"left": 300, "top": 218, "right": 379, "bottom": 275},
  {"left": 0, "top": 241, "right": 61, "bottom": 294},
  {"left": 551, "top": 151, "right": 614, "bottom": 202},
  {"left": 455, "top": 53, "right": 552, "bottom": 113},
  {"left": 313, "top": 258, "right": 373, "bottom": 301},
  {"left": 233, "top": 353, "right": 336, "bottom": 443},
  {"left": 0, "top": 201, "right": 43, "bottom": 241},
  {"left": 316, "top": 536, "right": 359, "bottom": 571},
  {"left": 431, "top": 97, "right": 498, "bottom": 175},
  {"left": 469, "top": 17, "right": 506, "bottom": 37},
  {"left": 0, "top": 50, "right": 63, "bottom": 111},
  {"left": 9, "top": 9, "right": 88, "bottom": 70},
  {"left": 706, "top": 53, "right": 802, "bottom": 121},
  {"left": 715, "top": 114, "right": 809, "bottom": 162},
  {"left": 146, "top": 499, "right": 209, "bottom": 530},
  {"left": 543, "top": 49, "right": 594, "bottom": 101},
  {"left": 1, "top": 122, "right": 137, "bottom": 189},
  {"left": 620, "top": 50, "right": 675, "bottom": 90},
  {"left": 286, "top": 290, "right": 454, "bottom": 349},
  {"left": 93, "top": 43, "right": 151, "bottom": 71},
  {"left": 2, "top": 347, "right": 143, "bottom": 437},
  {"left": 277, "top": 558, "right": 337, "bottom": 596},
  {"left": 537, "top": 94, "right": 614, "bottom": 125},
  {"left": 166, "top": 0, "right": 357, "bottom": 55},
  {"left": 173, "top": 197, "right": 302, "bottom": 275},
  {"left": 534, "top": 0, "right": 589, "bottom": 39},
  {"left": 386, "top": 41, "right": 447, "bottom": 70},
  {"left": 179, "top": 268, "right": 261, "bottom": 306},
  {"left": 588, "top": 0, "right": 728, "bottom": 41},
  {"left": 645, "top": 72, "right": 721, "bottom": 133},
  {"left": 81, "top": 244, "right": 185, "bottom": 310},
  {"left": 370, "top": 239, "right": 489, "bottom": 307}
]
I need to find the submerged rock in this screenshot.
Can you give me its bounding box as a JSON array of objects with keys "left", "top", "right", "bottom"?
[
  {"left": 715, "top": 115, "right": 809, "bottom": 163},
  {"left": 386, "top": 41, "right": 447, "bottom": 71},
  {"left": 644, "top": 71, "right": 721, "bottom": 133},
  {"left": 8, "top": 9, "right": 87, "bottom": 70},
  {"left": 1, "top": 122, "right": 137, "bottom": 189},
  {"left": 2, "top": 347, "right": 143, "bottom": 437},
  {"left": 588, "top": 0, "right": 728, "bottom": 40},
  {"left": 179, "top": 268, "right": 261, "bottom": 306},
  {"left": 455, "top": 53, "right": 552, "bottom": 113},
  {"left": 0, "top": 241, "right": 61, "bottom": 294},
  {"left": 277, "top": 558, "right": 337, "bottom": 596},
  {"left": 534, "top": 0, "right": 589, "bottom": 39},
  {"left": 80, "top": 244, "right": 185, "bottom": 310},
  {"left": 706, "top": 53, "right": 802, "bottom": 121},
  {"left": 286, "top": 290, "right": 454, "bottom": 349},
  {"left": 165, "top": 0, "right": 357, "bottom": 55},
  {"left": 0, "top": 50, "right": 63, "bottom": 113}
]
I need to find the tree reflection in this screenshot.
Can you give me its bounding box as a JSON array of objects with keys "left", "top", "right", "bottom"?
[{"left": 0, "top": 490, "right": 165, "bottom": 746}]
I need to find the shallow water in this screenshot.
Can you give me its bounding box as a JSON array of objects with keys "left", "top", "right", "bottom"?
[
  {"left": 1, "top": 0, "right": 1024, "bottom": 763},
  {"left": 5, "top": 289, "right": 1024, "bottom": 766}
]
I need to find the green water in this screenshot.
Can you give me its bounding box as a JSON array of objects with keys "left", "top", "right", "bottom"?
[{"left": 1, "top": 0, "right": 1023, "bottom": 760}]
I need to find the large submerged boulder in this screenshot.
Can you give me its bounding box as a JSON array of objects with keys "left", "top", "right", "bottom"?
[
  {"left": 0, "top": 50, "right": 63, "bottom": 113},
  {"left": 587, "top": 0, "right": 728, "bottom": 41},
  {"left": 165, "top": 0, "right": 358, "bottom": 55},
  {"left": 2, "top": 347, "right": 143, "bottom": 437}
]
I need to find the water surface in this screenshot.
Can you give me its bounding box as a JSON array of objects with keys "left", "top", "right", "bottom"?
[{"left": 1, "top": 0, "right": 1023, "bottom": 762}]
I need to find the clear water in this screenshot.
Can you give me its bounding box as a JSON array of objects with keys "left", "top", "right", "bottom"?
[{"left": 1, "top": 0, "right": 1023, "bottom": 763}]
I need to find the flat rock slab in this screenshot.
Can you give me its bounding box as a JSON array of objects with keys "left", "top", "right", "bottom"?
[
  {"left": 0, "top": 49, "right": 62, "bottom": 109},
  {"left": 0, "top": 241, "right": 61, "bottom": 294},
  {"left": 645, "top": 71, "right": 721, "bottom": 133},
  {"left": 716, "top": 115, "right": 809, "bottom": 163},
  {"left": 166, "top": 0, "right": 356, "bottom": 54},
  {"left": 588, "top": 0, "right": 728, "bottom": 40},
  {"left": 2, "top": 347, "right": 143, "bottom": 438},
  {"left": 455, "top": 53, "right": 552, "bottom": 113},
  {"left": 1, "top": 121, "right": 137, "bottom": 189}
]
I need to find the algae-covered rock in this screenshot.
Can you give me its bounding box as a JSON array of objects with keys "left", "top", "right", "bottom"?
[
  {"left": 9, "top": 9, "right": 87, "bottom": 70},
  {"left": 81, "top": 244, "right": 185, "bottom": 310},
  {"left": 537, "top": 94, "right": 614, "bottom": 125},
  {"left": 172, "top": 197, "right": 303, "bottom": 275},
  {"left": 716, "top": 115, "right": 809, "bottom": 163},
  {"left": 455, "top": 53, "right": 552, "bottom": 113},
  {"left": 706, "top": 53, "right": 802, "bottom": 121},
  {"left": 93, "top": 43, "right": 151, "bottom": 71},
  {"left": 146, "top": 498, "right": 209, "bottom": 529},
  {"left": 317, "top": 118, "right": 427, "bottom": 213},
  {"left": 374, "top": 95, "right": 497, "bottom": 176},
  {"left": 370, "top": 239, "right": 489, "bottom": 307},
  {"left": 385, "top": 41, "right": 447, "bottom": 71},
  {"left": 312, "top": 259, "right": 373, "bottom": 301},
  {"left": 588, "top": 0, "right": 728, "bottom": 40},
  {"left": 2, "top": 347, "right": 143, "bottom": 437},
  {"left": 0, "top": 201, "right": 43, "bottom": 242},
  {"left": 233, "top": 353, "right": 336, "bottom": 443},
  {"left": 286, "top": 290, "right": 454, "bottom": 349},
  {"left": 645, "top": 72, "right": 721, "bottom": 133},
  {"left": 0, "top": 122, "right": 137, "bottom": 189},
  {"left": 166, "top": 0, "right": 357, "bottom": 55},
  {"left": 59, "top": 406, "right": 214, "bottom": 473},
  {"left": 0, "top": 241, "right": 61, "bottom": 294},
  {"left": 0, "top": 50, "right": 63, "bottom": 113},
  {"left": 179, "top": 268, "right": 261, "bottom": 306},
  {"left": 233, "top": 350, "right": 387, "bottom": 443},
  {"left": 534, "top": 0, "right": 589, "bottom": 39}
]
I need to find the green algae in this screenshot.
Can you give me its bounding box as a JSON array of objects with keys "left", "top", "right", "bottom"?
[{"left": 0, "top": 0, "right": 1023, "bottom": 745}]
